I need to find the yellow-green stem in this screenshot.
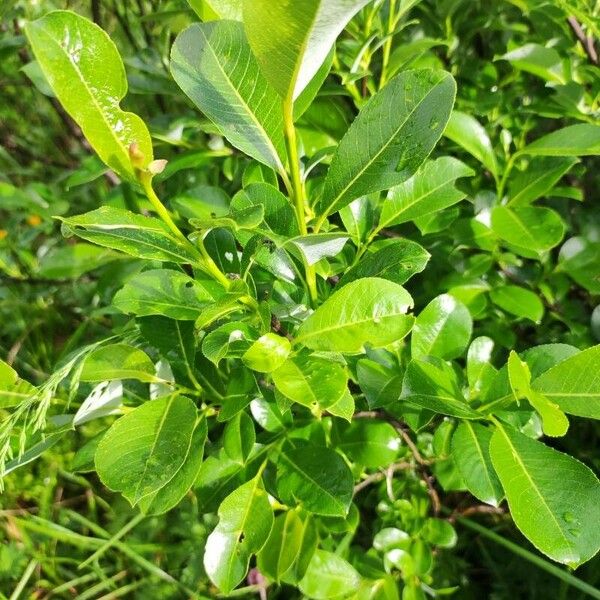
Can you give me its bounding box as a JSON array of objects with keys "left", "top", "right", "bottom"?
[
  {"left": 283, "top": 99, "right": 318, "bottom": 305},
  {"left": 140, "top": 172, "right": 259, "bottom": 312},
  {"left": 379, "top": 0, "right": 397, "bottom": 89},
  {"left": 140, "top": 172, "right": 231, "bottom": 287}
]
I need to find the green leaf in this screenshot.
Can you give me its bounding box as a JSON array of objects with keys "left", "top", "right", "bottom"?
[
  {"left": 204, "top": 473, "right": 274, "bottom": 593},
  {"left": 80, "top": 344, "right": 159, "bottom": 383},
  {"left": 299, "top": 549, "right": 361, "bottom": 599},
  {"left": 356, "top": 359, "right": 403, "bottom": 409},
  {"left": 284, "top": 233, "right": 349, "bottom": 266},
  {"left": 231, "top": 183, "right": 299, "bottom": 238},
  {"left": 401, "top": 358, "right": 480, "bottom": 419},
  {"left": 451, "top": 422, "right": 503, "bottom": 507},
  {"left": 258, "top": 510, "right": 306, "bottom": 582},
  {"left": 327, "top": 389, "right": 356, "bottom": 422},
  {"left": 36, "top": 243, "right": 122, "bottom": 280},
  {"left": 491, "top": 206, "right": 565, "bottom": 254},
  {"left": 223, "top": 411, "right": 255, "bottom": 464},
  {"left": 202, "top": 322, "right": 257, "bottom": 365},
  {"left": 501, "top": 43, "right": 565, "bottom": 84},
  {"left": 95, "top": 395, "right": 198, "bottom": 506},
  {"left": 250, "top": 395, "right": 293, "bottom": 432},
  {"left": 294, "top": 48, "right": 334, "bottom": 120},
  {"left": 138, "top": 316, "right": 196, "bottom": 381},
  {"left": 558, "top": 237, "right": 600, "bottom": 294},
  {"left": 443, "top": 111, "right": 498, "bottom": 180},
  {"left": 316, "top": 70, "right": 456, "bottom": 219},
  {"left": 272, "top": 354, "right": 348, "bottom": 409},
  {"left": 25, "top": 11, "right": 152, "bottom": 180},
  {"left": 296, "top": 278, "right": 414, "bottom": 353},
  {"left": 489, "top": 285, "right": 544, "bottom": 324},
  {"left": 422, "top": 518, "right": 457, "bottom": 548},
  {"left": 60, "top": 207, "right": 200, "bottom": 264},
  {"left": 0, "top": 360, "right": 36, "bottom": 409},
  {"left": 507, "top": 157, "right": 577, "bottom": 207},
  {"left": 532, "top": 346, "right": 600, "bottom": 419},
  {"left": 138, "top": 417, "right": 208, "bottom": 515},
  {"left": 242, "top": 333, "right": 291, "bottom": 373},
  {"left": 490, "top": 424, "right": 600, "bottom": 567},
  {"left": 339, "top": 196, "right": 374, "bottom": 245},
  {"left": 412, "top": 294, "right": 473, "bottom": 360},
  {"left": 379, "top": 157, "right": 473, "bottom": 228},
  {"left": 170, "top": 21, "right": 286, "bottom": 171},
  {"left": 467, "top": 336, "right": 496, "bottom": 397},
  {"left": 113, "top": 269, "right": 223, "bottom": 320},
  {"left": 188, "top": 0, "right": 242, "bottom": 20},
  {"left": 74, "top": 381, "right": 122, "bottom": 426},
  {"left": 335, "top": 420, "right": 401, "bottom": 468},
  {"left": 243, "top": 0, "right": 370, "bottom": 100},
  {"left": 276, "top": 443, "right": 353, "bottom": 517},
  {"left": 519, "top": 124, "right": 600, "bottom": 157},
  {"left": 339, "top": 239, "right": 430, "bottom": 287}
]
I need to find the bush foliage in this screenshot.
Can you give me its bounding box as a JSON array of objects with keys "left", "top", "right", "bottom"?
[{"left": 1, "top": 0, "right": 600, "bottom": 598}]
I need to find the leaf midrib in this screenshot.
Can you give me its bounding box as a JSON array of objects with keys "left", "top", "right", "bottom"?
[
  {"left": 320, "top": 73, "right": 448, "bottom": 218},
  {"left": 495, "top": 425, "right": 573, "bottom": 554},
  {"left": 280, "top": 452, "right": 345, "bottom": 514},
  {"left": 183, "top": 25, "right": 284, "bottom": 172},
  {"left": 34, "top": 21, "right": 132, "bottom": 175}
]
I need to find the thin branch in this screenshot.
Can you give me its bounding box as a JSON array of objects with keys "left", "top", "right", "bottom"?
[
  {"left": 353, "top": 461, "right": 411, "bottom": 495},
  {"left": 353, "top": 409, "right": 441, "bottom": 512},
  {"left": 567, "top": 16, "right": 599, "bottom": 64}
]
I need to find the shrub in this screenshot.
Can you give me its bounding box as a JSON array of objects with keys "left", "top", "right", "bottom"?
[{"left": 2, "top": 1, "right": 600, "bottom": 597}]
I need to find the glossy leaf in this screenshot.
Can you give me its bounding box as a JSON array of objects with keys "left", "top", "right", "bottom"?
[
  {"left": 277, "top": 444, "right": 353, "bottom": 517},
  {"left": 336, "top": 420, "right": 401, "bottom": 468},
  {"left": 188, "top": 0, "right": 242, "bottom": 20},
  {"left": 412, "top": 294, "right": 473, "bottom": 360},
  {"left": 339, "top": 239, "right": 430, "bottom": 287},
  {"left": 489, "top": 285, "right": 544, "bottom": 323},
  {"left": 258, "top": 510, "right": 306, "bottom": 582},
  {"left": 532, "top": 346, "right": 600, "bottom": 419},
  {"left": 507, "top": 350, "right": 569, "bottom": 437},
  {"left": 74, "top": 381, "right": 122, "bottom": 426},
  {"left": 451, "top": 422, "right": 503, "bottom": 507},
  {"left": 490, "top": 424, "right": 600, "bottom": 567},
  {"left": 272, "top": 354, "right": 348, "bottom": 409},
  {"left": 138, "top": 417, "right": 207, "bottom": 515},
  {"left": 491, "top": 206, "right": 565, "bottom": 254},
  {"left": 285, "top": 233, "right": 350, "bottom": 266},
  {"left": 95, "top": 395, "right": 198, "bottom": 506},
  {"left": 25, "top": 11, "right": 152, "bottom": 180},
  {"left": 243, "top": 0, "right": 370, "bottom": 100},
  {"left": 171, "top": 21, "right": 286, "bottom": 171},
  {"left": 356, "top": 359, "right": 404, "bottom": 409},
  {"left": 204, "top": 473, "right": 274, "bottom": 593},
  {"left": 508, "top": 157, "right": 577, "bottom": 207},
  {"left": 379, "top": 157, "right": 473, "bottom": 228},
  {"left": 113, "top": 269, "right": 223, "bottom": 320},
  {"left": 401, "top": 358, "right": 480, "bottom": 419},
  {"left": 443, "top": 110, "right": 498, "bottom": 179},
  {"left": 501, "top": 43, "right": 565, "bottom": 83},
  {"left": 223, "top": 411, "right": 255, "bottom": 464},
  {"left": 60, "top": 207, "right": 200, "bottom": 264},
  {"left": 0, "top": 360, "right": 36, "bottom": 409},
  {"left": 316, "top": 70, "right": 456, "bottom": 219},
  {"left": 296, "top": 278, "right": 414, "bottom": 353},
  {"left": 299, "top": 549, "right": 361, "bottom": 599},
  {"left": 242, "top": 333, "right": 291, "bottom": 373},
  {"left": 519, "top": 124, "right": 600, "bottom": 157},
  {"left": 80, "top": 344, "right": 159, "bottom": 383}
]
